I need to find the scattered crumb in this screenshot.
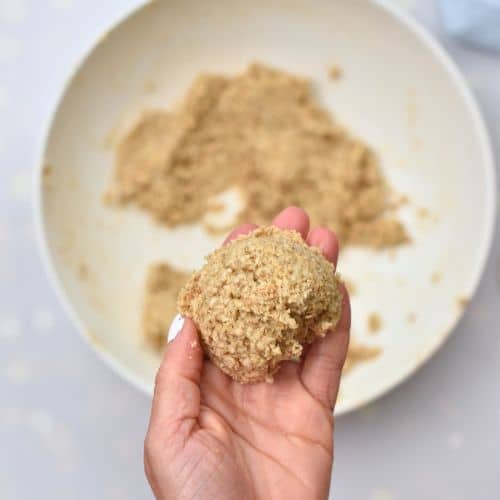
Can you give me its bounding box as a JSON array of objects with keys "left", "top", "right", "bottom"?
[
  {"left": 407, "top": 312, "right": 416, "bottom": 323},
  {"left": 42, "top": 163, "right": 53, "bottom": 179},
  {"left": 417, "top": 207, "right": 430, "bottom": 219},
  {"left": 388, "top": 193, "right": 409, "bottom": 210},
  {"left": 102, "top": 190, "right": 114, "bottom": 205},
  {"left": 86, "top": 330, "right": 103, "bottom": 349},
  {"left": 344, "top": 279, "right": 357, "bottom": 296},
  {"left": 107, "top": 62, "right": 407, "bottom": 248},
  {"left": 328, "top": 64, "right": 343, "bottom": 80},
  {"left": 457, "top": 296, "right": 469, "bottom": 309},
  {"left": 367, "top": 313, "right": 382, "bottom": 334},
  {"left": 78, "top": 262, "right": 89, "bottom": 281},
  {"left": 143, "top": 263, "right": 190, "bottom": 351},
  {"left": 399, "top": 194, "right": 409, "bottom": 205},
  {"left": 431, "top": 271, "right": 441, "bottom": 284},
  {"left": 343, "top": 341, "right": 381, "bottom": 374}
]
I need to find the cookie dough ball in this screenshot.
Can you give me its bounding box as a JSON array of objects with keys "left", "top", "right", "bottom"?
[{"left": 178, "top": 226, "right": 343, "bottom": 383}]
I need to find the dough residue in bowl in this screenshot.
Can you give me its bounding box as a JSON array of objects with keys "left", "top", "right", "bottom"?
[
  {"left": 107, "top": 63, "right": 407, "bottom": 248},
  {"left": 143, "top": 263, "right": 190, "bottom": 351},
  {"left": 343, "top": 341, "right": 381, "bottom": 374},
  {"left": 108, "top": 63, "right": 407, "bottom": 374}
]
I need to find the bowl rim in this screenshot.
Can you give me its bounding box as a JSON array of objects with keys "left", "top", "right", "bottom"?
[{"left": 33, "top": 0, "right": 497, "bottom": 415}]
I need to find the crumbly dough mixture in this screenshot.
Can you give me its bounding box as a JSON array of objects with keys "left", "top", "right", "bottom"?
[
  {"left": 343, "top": 341, "right": 381, "bottom": 374},
  {"left": 108, "top": 63, "right": 406, "bottom": 247},
  {"left": 177, "top": 227, "right": 342, "bottom": 383},
  {"left": 143, "top": 263, "right": 190, "bottom": 351},
  {"left": 109, "top": 63, "right": 405, "bottom": 374},
  {"left": 367, "top": 312, "right": 382, "bottom": 334}
]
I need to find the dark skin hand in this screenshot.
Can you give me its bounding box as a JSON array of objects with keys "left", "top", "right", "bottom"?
[{"left": 144, "top": 207, "right": 351, "bottom": 500}]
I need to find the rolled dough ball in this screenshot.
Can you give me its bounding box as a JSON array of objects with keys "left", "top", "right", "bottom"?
[{"left": 178, "top": 226, "right": 342, "bottom": 383}]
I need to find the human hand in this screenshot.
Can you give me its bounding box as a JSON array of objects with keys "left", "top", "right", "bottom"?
[{"left": 144, "top": 207, "right": 351, "bottom": 500}]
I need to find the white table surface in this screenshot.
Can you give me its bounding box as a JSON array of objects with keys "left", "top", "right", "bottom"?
[{"left": 1, "top": 1, "right": 499, "bottom": 499}]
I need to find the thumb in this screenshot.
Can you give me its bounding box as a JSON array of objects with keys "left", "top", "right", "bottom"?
[{"left": 148, "top": 318, "right": 204, "bottom": 437}]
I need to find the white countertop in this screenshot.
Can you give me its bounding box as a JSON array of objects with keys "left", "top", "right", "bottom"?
[{"left": 1, "top": 1, "right": 499, "bottom": 498}]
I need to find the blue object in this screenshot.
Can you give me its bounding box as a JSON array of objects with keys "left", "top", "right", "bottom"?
[{"left": 438, "top": 0, "right": 500, "bottom": 52}]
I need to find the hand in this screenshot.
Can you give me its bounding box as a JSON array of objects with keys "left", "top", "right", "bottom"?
[{"left": 144, "top": 207, "right": 351, "bottom": 500}]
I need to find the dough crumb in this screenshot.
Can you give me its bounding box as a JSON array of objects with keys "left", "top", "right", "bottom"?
[
  {"left": 328, "top": 64, "right": 343, "bottom": 80},
  {"left": 431, "top": 271, "right": 441, "bottom": 284},
  {"left": 390, "top": 193, "right": 409, "bottom": 209},
  {"left": 107, "top": 63, "right": 407, "bottom": 248},
  {"left": 367, "top": 313, "right": 382, "bottom": 334},
  {"left": 345, "top": 279, "right": 357, "bottom": 296},
  {"left": 417, "top": 207, "right": 430, "bottom": 219},
  {"left": 78, "top": 262, "right": 89, "bottom": 281},
  {"left": 42, "top": 163, "right": 53, "bottom": 179},
  {"left": 407, "top": 312, "right": 416, "bottom": 323},
  {"left": 178, "top": 226, "right": 343, "bottom": 383}
]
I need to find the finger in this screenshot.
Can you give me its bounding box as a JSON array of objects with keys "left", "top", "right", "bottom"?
[
  {"left": 148, "top": 319, "right": 203, "bottom": 435},
  {"left": 300, "top": 285, "right": 351, "bottom": 410},
  {"left": 306, "top": 226, "right": 339, "bottom": 267},
  {"left": 272, "top": 206, "right": 310, "bottom": 239},
  {"left": 224, "top": 223, "right": 258, "bottom": 245}
]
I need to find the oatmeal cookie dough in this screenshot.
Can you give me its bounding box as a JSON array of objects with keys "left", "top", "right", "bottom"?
[
  {"left": 108, "top": 63, "right": 407, "bottom": 248},
  {"left": 143, "top": 263, "right": 190, "bottom": 350},
  {"left": 343, "top": 341, "right": 381, "bottom": 374},
  {"left": 177, "top": 226, "right": 343, "bottom": 383}
]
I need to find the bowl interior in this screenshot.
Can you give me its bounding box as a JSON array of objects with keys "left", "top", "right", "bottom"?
[{"left": 39, "top": 0, "right": 494, "bottom": 413}]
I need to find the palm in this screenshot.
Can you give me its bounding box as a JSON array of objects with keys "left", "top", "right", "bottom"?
[
  {"left": 190, "top": 361, "right": 334, "bottom": 500},
  {"left": 145, "top": 208, "right": 350, "bottom": 500}
]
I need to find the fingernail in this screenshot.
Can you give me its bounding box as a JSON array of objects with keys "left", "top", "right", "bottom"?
[{"left": 167, "top": 314, "right": 185, "bottom": 343}]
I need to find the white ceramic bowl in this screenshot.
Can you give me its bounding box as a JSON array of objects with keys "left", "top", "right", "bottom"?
[{"left": 36, "top": 0, "right": 496, "bottom": 414}]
